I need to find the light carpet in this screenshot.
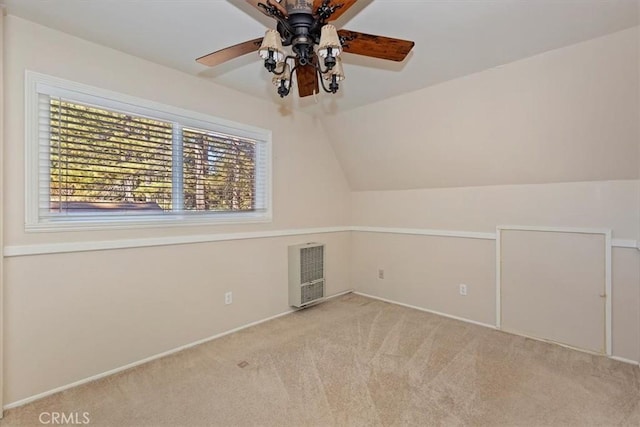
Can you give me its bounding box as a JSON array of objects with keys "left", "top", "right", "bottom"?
[{"left": 1, "top": 293, "right": 639, "bottom": 426}]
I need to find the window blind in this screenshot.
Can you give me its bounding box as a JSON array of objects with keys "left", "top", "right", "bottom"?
[
  {"left": 34, "top": 89, "right": 269, "bottom": 225},
  {"left": 45, "top": 98, "right": 174, "bottom": 217},
  {"left": 182, "top": 128, "right": 257, "bottom": 212}
]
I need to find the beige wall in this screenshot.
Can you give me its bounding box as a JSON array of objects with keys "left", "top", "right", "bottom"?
[
  {"left": 353, "top": 232, "right": 639, "bottom": 363},
  {"left": 0, "top": 8, "right": 5, "bottom": 412},
  {"left": 3, "top": 14, "right": 640, "bottom": 407},
  {"left": 351, "top": 182, "right": 640, "bottom": 361},
  {"left": 2, "top": 16, "right": 352, "bottom": 404},
  {"left": 352, "top": 180, "right": 639, "bottom": 238},
  {"left": 4, "top": 232, "right": 351, "bottom": 405},
  {"left": 323, "top": 28, "right": 639, "bottom": 191},
  {"left": 351, "top": 233, "right": 496, "bottom": 326},
  {"left": 347, "top": 27, "right": 640, "bottom": 363},
  {"left": 612, "top": 248, "right": 640, "bottom": 361},
  {"left": 4, "top": 16, "right": 351, "bottom": 247}
]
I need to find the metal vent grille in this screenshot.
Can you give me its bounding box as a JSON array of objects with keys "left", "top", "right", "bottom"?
[
  {"left": 289, "top": 242, "right": 325, "bottom": 308},
  {"left": 301, "top": 281, "right": 324, "bottom": 304},
  {"left": 300, "top": 245, "right": 324, "bottom": 283}
]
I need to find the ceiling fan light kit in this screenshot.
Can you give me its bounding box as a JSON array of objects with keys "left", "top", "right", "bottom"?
[
  {"left": 196, "top": 0, "right": 415, "bottom": 99},
  {"left": 272, "top": 61, "right": 292, "bottom": 97},
  {"left": 263, "top": 23, "right": 344, "bottom": 97},
  {"left": 259, "top": 28, "right": 286, "bottom": 71},
  {"left": 318, "top": 25, "right": 342, "bottom": 58}
]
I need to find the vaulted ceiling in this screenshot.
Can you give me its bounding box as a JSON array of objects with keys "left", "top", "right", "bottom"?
[{"left": 2, "top": 0, "right": 639, "bottom": 113}]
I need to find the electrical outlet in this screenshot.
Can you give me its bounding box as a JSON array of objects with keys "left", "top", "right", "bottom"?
[
  {"left": 378, "top": 269, "right": 385, "bottom": 280},
  {"left": 225, "top": 291, "right": 233, "bottom": 305},
  {"left": 459, "top": 284, "right": 468, "bottom": 296}
]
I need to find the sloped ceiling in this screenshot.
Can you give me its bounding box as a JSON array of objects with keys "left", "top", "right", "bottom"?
[
  {"left": 2, "top": 0, "right": 638, "bottom": 113},
  {"left": 322, "top": 27, "right": 639, "bottom": 190},
  {"left": 2, "top": 0, "right": 638, "bottom": 191}
]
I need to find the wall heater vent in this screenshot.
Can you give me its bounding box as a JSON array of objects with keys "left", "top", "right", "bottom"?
[{"left": 289, "top": 242, "right": 325, "bottom": 308}]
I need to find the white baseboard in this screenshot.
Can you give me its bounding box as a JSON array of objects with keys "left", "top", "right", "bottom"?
[
  {"left": 353, "top": 291, "right": 498, "bottom": 330},
  {"left": 5, "top": 289, "right": 354, "bottom": 411},
  {"left": 323, "top": 289, "right": 354, "bottom": 301},
  {"left": 610, "top": 356, "right": 640, "bottom": 366}
]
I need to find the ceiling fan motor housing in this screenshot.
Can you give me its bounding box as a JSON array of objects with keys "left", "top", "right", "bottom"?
[{"left": 287, "top": 12, "right": 317, "bottom": 65}]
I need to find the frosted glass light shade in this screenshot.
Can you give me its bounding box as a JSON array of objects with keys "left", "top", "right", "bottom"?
[
  {"left": 318, "top": 25, "right": 342, "bottom": 58},
  {"left": 259, "top": 29, "right": 285, "bottom": 62}
]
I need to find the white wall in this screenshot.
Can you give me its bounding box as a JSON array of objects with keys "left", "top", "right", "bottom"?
[{"left": 2, "top": 16, "right": 352, "bottom": 405}]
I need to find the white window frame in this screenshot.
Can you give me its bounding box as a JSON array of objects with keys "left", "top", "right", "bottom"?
[{"left": 24, "top": 71, "right": 272, "bottom": 232}]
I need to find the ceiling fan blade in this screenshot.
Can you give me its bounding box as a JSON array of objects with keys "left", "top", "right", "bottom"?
[
  {"left": 295, "top": 59, "right": 319, "bottom": 97},
  {"left": 313, "top": 0, "right": 358, "bottom": 21},
  {"left": 196, "top": 38, "right": 263, "bottom": 67},
  {"left": 246, "top": 0, "right": 288, "bottom": 18},
  {"left": 337, "top": 29, "right": 414, "bottom": 62}
]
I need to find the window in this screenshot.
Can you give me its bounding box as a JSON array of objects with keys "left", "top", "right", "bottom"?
[{"left": 25, "top": 72, "right": 271, "bottom": 231}]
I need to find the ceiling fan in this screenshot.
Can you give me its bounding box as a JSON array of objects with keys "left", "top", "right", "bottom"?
[{"left": 196, "top": 0, "right": 415, "bottom": 98}]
